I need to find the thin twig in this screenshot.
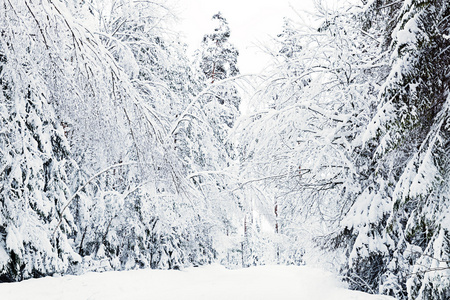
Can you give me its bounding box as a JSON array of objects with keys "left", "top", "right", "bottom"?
[{"left": 25, "top": 1, "right": 49, "bottom": 49}]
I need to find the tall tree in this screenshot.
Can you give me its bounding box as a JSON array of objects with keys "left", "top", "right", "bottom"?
[
  {"left": 186, "top": 12, "right": 245, "bottom": 266},
  {"left": 199, "top": 12, "right": 239, "bottom": 83},
  {"left": 334, "top": 1, "right": 450, "bottom": 299},
  {"left": 0, "top": 0, "right": 82, "bottom": 280}
]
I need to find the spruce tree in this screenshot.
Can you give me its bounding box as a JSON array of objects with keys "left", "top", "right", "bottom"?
[
  {"left": 0, "top": 15, "right": 79, "bottom": 280},
  {"left": 335, "top": 1, "right": 450, "bottom": 298}
]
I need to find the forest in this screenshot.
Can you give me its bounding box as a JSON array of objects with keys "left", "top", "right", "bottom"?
[{"left": 0, "top": 0, "right": 449, "bottom": 299}]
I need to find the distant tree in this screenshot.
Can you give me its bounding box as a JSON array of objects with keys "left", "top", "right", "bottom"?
[
  {"left": 181, "top": 12, "right": 246, "bottom": 266},
  {"left": 199, "top": 12, "right": 239, "bottom": 84}
]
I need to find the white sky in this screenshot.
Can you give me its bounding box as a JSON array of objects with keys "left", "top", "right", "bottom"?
[{"left": 170, "top": 0, "right": 317, "bottom": 74}]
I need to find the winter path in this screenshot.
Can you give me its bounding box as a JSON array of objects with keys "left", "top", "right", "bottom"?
[{"left": 0, "top": 265, "right": 394, "bottom": 300}]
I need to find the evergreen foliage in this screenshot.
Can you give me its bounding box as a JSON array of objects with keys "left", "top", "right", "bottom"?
[
  {"left": 332, "top": 1, "right": 450, "bottom": 298},
  {"left": 199, "top": 12, "right": 239, "bottom": 84},
  {"left": 0, "top": 2, "right": 80, "bottom": 279}
]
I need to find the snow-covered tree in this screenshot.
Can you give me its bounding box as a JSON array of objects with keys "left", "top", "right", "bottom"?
[
  {"left": 199, "top": 12, "right": 239, "bottom": 83},
  {"left": 333, "top": 1, "right": 450, "bottom": 298},
  {"left": 63, "top": 0, "right": 218, "bottom": 271},
  {"left": 0, "top": 0, "right": 218, "bottom": 278},
  {"left": 196, "top": 11, "right": 241, "bottom": 136},
  {"left": 237, "top": 3, "right": 388, "bottom": 266},
  {"left": 0, "top": 0, "right": 83, "bottom": 280},
  {"left": 184, "top": 12, "right": 246, "bottom": 266}
]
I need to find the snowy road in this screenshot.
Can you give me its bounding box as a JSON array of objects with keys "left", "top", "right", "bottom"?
[
  {"left": 0, "top": 265, "right": 395, "bottom": 300},
  {"left": 0, "top": 265, "right": 392, "bottom": 300}
]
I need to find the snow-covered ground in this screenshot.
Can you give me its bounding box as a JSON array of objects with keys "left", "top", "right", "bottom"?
[{"left": 0, "top": 265, "right": 394, "bottom": 300}]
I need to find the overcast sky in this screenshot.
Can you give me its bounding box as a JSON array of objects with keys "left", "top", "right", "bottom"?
[{"left": 170, "top": 0, "right": 318, "bottom": 74}]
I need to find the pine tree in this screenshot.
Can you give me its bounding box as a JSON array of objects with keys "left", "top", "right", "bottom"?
[
  {"left": 199, "top": 12, "right": 239, "bottom": 84},
  {"left": 197, "top": 12, "right": 241, "bottom": 129},
  {"left": 186, "top": 12, "right": 245, "bottom": 266}
]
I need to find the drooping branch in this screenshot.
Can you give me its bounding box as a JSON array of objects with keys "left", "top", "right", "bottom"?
[
  {"left": 52, "top": 161, "right": 140, "bottom": 236},
  {"left": 169, "top": 74, "right": 257, "bottom": 136}
]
